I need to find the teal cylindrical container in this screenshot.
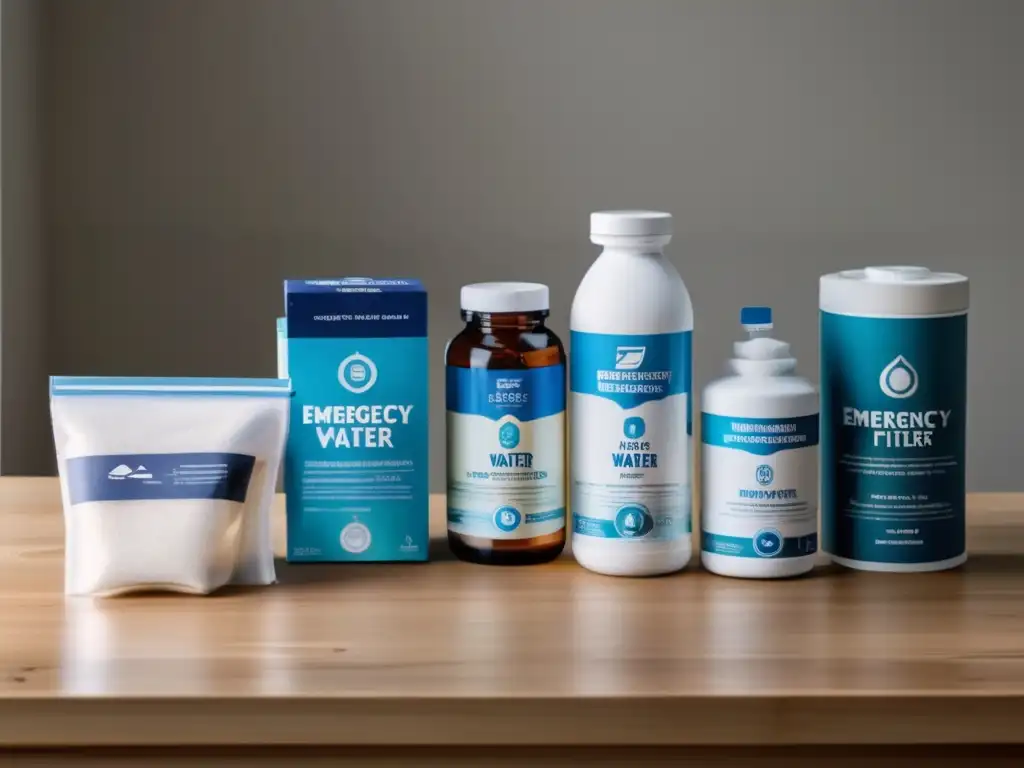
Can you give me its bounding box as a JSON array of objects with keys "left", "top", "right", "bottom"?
[{"left": 820, "top": 266, "right": 969, "bottom": 572}]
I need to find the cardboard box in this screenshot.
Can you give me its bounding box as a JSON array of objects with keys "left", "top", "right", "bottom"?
[{"left": 284, "top": 278, "right": 428, "bottom": 561}]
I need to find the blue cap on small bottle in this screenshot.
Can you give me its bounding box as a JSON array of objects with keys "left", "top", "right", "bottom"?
[{"left": 740, "top": 306, "right": 772, "bottom": 328}]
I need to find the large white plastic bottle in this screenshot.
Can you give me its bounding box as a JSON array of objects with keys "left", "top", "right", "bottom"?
[
  {"left": 570, "top": 210, "right": 694, "bottom": 576},
  {"left": 701, "top": 307, "right": 818, "bottom": 579}
]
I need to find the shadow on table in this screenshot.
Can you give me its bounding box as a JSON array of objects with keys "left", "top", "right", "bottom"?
[
  {"left": 960, "top": 554, "right": 1024, "bottom": 575},
  {"left": 428, "top": 535, "right": 460, "bottom": 562},
  {"left": 269, "top": 535, "right": 459, "bottom": 586},
  {"left": 804, "top": 554, "right": 1024, "bottom": 578}
]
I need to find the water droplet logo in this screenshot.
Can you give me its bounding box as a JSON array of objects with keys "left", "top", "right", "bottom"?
[
  {"left": 613, "top": 504, "right": 654, "bottom": 538},
  {"left": 879, "top": 355, "right": 919, "bottom": 399},
  {"left": 498, "top": 421, "right": 520, "bottom": 449},
  {"left": 623, "top": 416, "right": 645, "bottom": 439}
]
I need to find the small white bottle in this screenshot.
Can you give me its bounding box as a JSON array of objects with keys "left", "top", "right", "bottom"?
[
  {"left": 570, "top": 210, "right": 694, "bottom": 577},
  {"left": 701, "top": 307, "right": 818, "bottom": 579}
]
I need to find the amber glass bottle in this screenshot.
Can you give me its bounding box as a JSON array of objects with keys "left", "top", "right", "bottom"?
[{"left": 446, "top": 282, "right": 566, "bottom": 565}]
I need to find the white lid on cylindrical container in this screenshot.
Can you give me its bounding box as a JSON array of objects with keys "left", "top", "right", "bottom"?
[
  {"left": 460, "top": 282, "right": 549, "bottom": 313},
  {"left": 820, "top": 265, "right": 969, "bottom": 317},
  {"left": 590, "top": 210, "right": 673, "bottom": 239}
]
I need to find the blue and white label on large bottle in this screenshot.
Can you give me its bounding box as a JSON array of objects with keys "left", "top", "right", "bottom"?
[
  {"left": 820, "top": 311, "right": 967, "bottom": 565},
  {"left": 702, "top": 414, "right": 818, "bottom": 559},
  {"left": 446, "top": 365, "right": 565, "bottom": 540},
  {"left": 570, "top": 330, "right": 692, "bottom": 541}
]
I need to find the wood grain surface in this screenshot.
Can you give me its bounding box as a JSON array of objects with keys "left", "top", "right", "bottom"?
[
  {"left": 9, "top": 746, "right": 1024, "bottom": 767},
  {"left": 1, "top": 478, "right": 1024, "bottom": 749}
]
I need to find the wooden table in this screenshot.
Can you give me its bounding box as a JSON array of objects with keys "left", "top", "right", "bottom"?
[{"left": 2, "top": 478, "right": 1024, "bottom": 765}]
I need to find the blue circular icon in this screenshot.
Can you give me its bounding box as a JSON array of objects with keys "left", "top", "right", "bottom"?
[
  {"left": 753, "top": 528, "right": 783, "bottom": 558},
  {"left": 755, "top": 464, "right": 774, "bottom": 486},
  {"left": 623, "top": 416, "right": 646, "bottom": 440},
  {"left": 494, "top": 505, "right": 522, "bottom": 533},
  {"left": 614, "top": 504, "right": 654, "bottom": 539},
  {"left": 499, "top": 421, "right": 521, "bottom": 449},
  {"left": 338, "top": 352, "right": 378, "bottom": 394}
]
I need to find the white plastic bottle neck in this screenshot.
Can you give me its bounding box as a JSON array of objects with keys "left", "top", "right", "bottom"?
[
  {"left": 598, "top": 247, "right": 667, "bottom": 261},
  {"left": 591, "top": 233, "right": 672, "bottom": 258},
  {"left": 731, "top": 356, "right": 797, "bottom": 377},
  {"left": 731, "top": 336, "right": 797, "bottom": 378}
]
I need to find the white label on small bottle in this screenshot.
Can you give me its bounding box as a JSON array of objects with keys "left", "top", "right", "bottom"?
[{"left": 701, "top": 413, "right": 818, "bottom": 559}]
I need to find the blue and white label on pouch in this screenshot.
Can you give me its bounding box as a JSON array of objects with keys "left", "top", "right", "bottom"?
[
  {"left": 66, "top": 452, "right": 256, "bottom": 505},
  {"left": 701, "top": 413, "right": 818, "bottom": 559},
  {"left": 446, "top": 365, "right": 566, "bottom": 540},
  {"left": 570, "top": 330, "right": 692, "bottom": 542}
]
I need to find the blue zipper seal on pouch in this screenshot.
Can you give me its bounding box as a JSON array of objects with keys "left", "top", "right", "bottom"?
[{"left": 51, "top": 377, "right": 292, "bottom": 398}]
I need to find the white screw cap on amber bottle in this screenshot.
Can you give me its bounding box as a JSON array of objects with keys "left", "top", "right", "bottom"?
[
  {"left": 570, "top": 210, "right": 694, "bottom": 576},
  {"left": 460, "top": 282, "right": 550, "bottom": 314}
]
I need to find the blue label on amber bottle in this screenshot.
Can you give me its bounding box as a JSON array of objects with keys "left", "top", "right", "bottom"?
[{"left": 446, "top": 366, "right": 566, "bottom": 540}]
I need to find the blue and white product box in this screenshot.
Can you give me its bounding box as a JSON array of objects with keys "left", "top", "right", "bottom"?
[{"left": 284, "top": 278, "right": 428, "bottom": 562}]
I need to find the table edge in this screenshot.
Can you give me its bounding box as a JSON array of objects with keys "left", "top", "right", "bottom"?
[{"left": 3, "top": 694, "right": 1024, "bottom": 747}]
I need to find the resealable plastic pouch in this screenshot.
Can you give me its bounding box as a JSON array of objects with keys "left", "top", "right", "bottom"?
[{"left": 51, "top": 377, "right": 290, "bottom": 597}]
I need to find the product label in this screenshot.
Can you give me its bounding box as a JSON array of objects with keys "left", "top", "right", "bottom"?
[
  {"left": 820, "top": 312, "right": 967, "bottom": 565},
  {"left": 66, "top": 452, "right": 255, "bottom": 504},
  {"left": 570, "top": 330, "right": 692, "bottom": 540},
  {"left": 285, "top": 336, "right": 429, "bottom": 562},
  {"left": 286, "top": 279, "right": 429, "bottom": 562},
  {"left": 701, "top": 414, "right": 818, "bottom": 559},
  {"left": 446, "top": 365, "right": 565, "bottom": 540}
]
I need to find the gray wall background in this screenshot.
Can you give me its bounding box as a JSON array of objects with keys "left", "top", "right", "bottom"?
[
  {"left": 2, "top": 0, "right": 49, "bottom": 475},
  {"left": 5, "top": 0, "right": 1023, "bottom": 490}
]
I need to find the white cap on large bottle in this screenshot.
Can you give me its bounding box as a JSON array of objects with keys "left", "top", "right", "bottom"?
[
  {"left": 820, "top": 265, "right": 968, "bottom": 317},
  {"left": 460, "top": 282, "right": 549, "bottom": 313},
  {"left": 590, "top": 210, "right": 673, "bottom": 238}
]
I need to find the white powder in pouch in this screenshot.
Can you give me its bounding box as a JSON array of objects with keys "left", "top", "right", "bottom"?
[{"left": 51, "top": 377, "right": 290, "bottom": 597}]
